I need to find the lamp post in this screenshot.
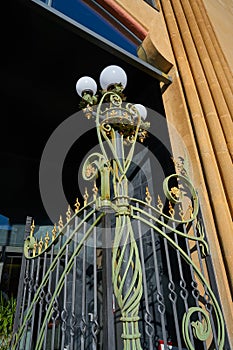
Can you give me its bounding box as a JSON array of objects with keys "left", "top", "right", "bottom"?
[{"left": 76, "top": 65, "right": 149, "bottom": 350}]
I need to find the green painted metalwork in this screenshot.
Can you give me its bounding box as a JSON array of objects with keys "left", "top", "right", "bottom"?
[
  {"left": 130, "top": 209, "right": 225, "bottom": 350},
  {"left": 83, "top": 90, "right": 145, "bottom": 349},
  {"left": 34, "top": 213, "right": 104, "bottom": 350},
  {"left": 80, "top": 90, "right": 225, "bottom": 349},
  {"left": 23, "top": 200, "right": 96, "bottom": 259},
  {"left": 12, "top": 206, "right": 103, "bottom": 349},
  {"left": 182, "top": 307, "right": 211, "bottom": 349},
  {"left": 14, "top": 88, "right": 226, "bottom": 350},
  {"left": 130, "top": 201, "right": 209, "bottom": 257}
]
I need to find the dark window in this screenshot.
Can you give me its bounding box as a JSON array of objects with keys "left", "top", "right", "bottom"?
[
  {"left": 0, "top": 254, "right": 22, "bottom": 298},
  {"left": 144, "top": 0, "right": 160, "bottom": 11}
]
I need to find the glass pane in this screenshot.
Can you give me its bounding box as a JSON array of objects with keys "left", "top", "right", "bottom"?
[{"left": 52, "top": 0, "right": 138, "bottom": 55}]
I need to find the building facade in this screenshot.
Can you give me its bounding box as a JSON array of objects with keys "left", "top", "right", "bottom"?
[
  {"left": 111, "top": 0, "right": 233, "bottom": 344},
  {"left": 1, "top": 0, "right": 232, "bottom": 348}
]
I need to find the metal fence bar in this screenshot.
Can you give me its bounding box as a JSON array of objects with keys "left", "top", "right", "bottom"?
[
  {"left": 37, "top": 252, "right": 48, "bottom": 342},
  {"left": 20, "top": 258, "right": 31, "bottom": 349},
  {"left": 172, "top": 221, "right": 195, "bottom": 349},
  {"left": 161, "top": 216, "right": 183, "bottom": 350},
  {"left": 147, "top": 207, "right": 168, "bottom": 348},
  {"left": 136, "top": 202, "right": 154, "bottom": 349},
  {"left": 50, "top": 236, "right": 61, "bottom": 350},
  {"left": 185, "top": 221, "right": 209, "bottom": 350},
  {"left": 102, "top": 214, "right": 116, "bottom": 350},
  {"left": 43, "top": 245, "right": 55, "bottom": 350},
  {"left": 61, "top": 241, "right": 69, "bottom": 349},
  {"left": 192, "top": 219, "right": 218, "bottom": 349},
  {"left": 81, "top": 210, "right": 87, "bottom": 350},
  {"left": 70, "top": 253, "right": 77, "bottom": 350},
  {"left": 30, "top": 255, "right": 42, "bottom": 347},
  {"left": 91, "top": 209, "right": 99, "bottom": 349}
]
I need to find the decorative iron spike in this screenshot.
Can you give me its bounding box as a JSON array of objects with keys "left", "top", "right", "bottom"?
[
  {"left": 33, "top": 239, "right": 38, "bottom": 257},
  {"left": 74, "top": 198, "right": 81, "bottom": 213},
  {"left": 83, "top": 187, "right": 89, "bottom": 206},
  {"left": 44, "top": 231, "right": 50, "bottom": 249},
  {"left": 38, "top": 236, "right": 43, "bottom": 254},
  {"left": 179, "top": 205, "right": 185, "bottom": 221},
  {"left": 157, "top": 195, "right": 164, "bottom": 212},
  {"left": 145, "top": 186, "right": 152, "bottom": 205},
  {"left": 30, "top": 219, "right": 35, "bottom": 237},
  {"left": 52, "top": 224, "right": 57, "bottom": 241},
  {"left": 92, "top": 181, "right": 98, "bottom": 200},
  {"left": 58, "top": 215, "right": 64, "bottom": 230},
  {"left": 66, "top": 205, "right": 71, "bottom": 223},
  {"left": 188, "top": 204, "right": 194, "bottom": 219},
  {"left": 169, "top": 201, "right": 175, "bottom": 219}
]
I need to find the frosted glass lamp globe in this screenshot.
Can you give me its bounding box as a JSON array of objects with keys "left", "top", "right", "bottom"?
[
  {"left": 76, "top": 76, "right": 97, "bottom": 97},
  {"left": 99, "top": 65, "right": 127, "bottom": 90},
  {"left": 133, "top": 104, "right": 147, "bottom": 120}
]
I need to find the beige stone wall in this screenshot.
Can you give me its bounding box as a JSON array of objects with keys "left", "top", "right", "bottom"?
[
  {"left": 115, "top": 0, "right": 175, "bottom": 69},
  {"left": 116, "top": 0, "right": 233, "bottom": 346},
  {"left": 115, "top": 0, "right": 157, "bottom": 29},
  {"left": 202, "top": 0, "right": 233, "bottom": 71}
]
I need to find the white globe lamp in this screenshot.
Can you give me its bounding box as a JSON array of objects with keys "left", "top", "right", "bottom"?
[
  {"left": 99, "top": 65, "right": 127, "bottom": 90},
  {"left": 133, "top": 104, "right": 147, "bottom": 120},
  {"left": 76, "top": 76, "right": 97, "bottom": 97}
]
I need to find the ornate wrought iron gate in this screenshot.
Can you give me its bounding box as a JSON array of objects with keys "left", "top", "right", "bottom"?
[{"left": 12, "top": 80, "right": 229, "bottom": 350}]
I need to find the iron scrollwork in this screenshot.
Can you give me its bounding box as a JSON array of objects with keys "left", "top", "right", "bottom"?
[{"left": 14, "top": 78, "right": 226, "bottom": 350}]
